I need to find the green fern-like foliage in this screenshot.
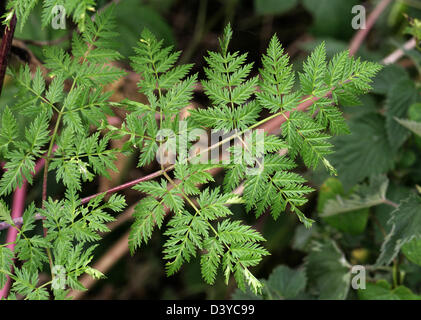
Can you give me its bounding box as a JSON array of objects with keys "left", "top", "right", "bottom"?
[
  {"left": 123, "top": 25, "right": 381, "bottom": 294},
  {"left": 5, "top": 0, "right": 96, "bottom": 31},
  {"left": 1, "top": 6, "right": 124, "bottom": 195},
  {"left": 0, "top": 7, "right": 127, "bottom": 299},
  {"left": 0, "top": 9, "right": 381, "bottom": 297}
]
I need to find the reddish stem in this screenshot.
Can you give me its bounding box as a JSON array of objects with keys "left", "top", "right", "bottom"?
[
  {"left": 0, "top": 183, "right": 27, "bottom": 299},
  {"left": 0, "top": 156, "right": 47, "bottom": 298},
  {"left": 349, "top": 0, "right": 393, "bottom": 56},
  {"left": 0, "top": 13, "right": 16, "bottom": 96},
  {"left": 80, "top": 168, "right": 166, "bottom": 205}
]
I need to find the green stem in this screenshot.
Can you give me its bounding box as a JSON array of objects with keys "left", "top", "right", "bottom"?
[{"left": 392, "top": 259, "right": 400, "bottom": 288}]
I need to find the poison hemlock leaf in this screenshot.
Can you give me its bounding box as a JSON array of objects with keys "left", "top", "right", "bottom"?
[
  {"left": 125, "top": 26, "right": 380, "bottom": 293},
  {"left": 0, "top": 7, "right": 129, "bottom": 299},
  {"left": 11, "top": 267, "right": 49, "bottom": 300},
  {"left": 4, "top": 192, "right": 126, "bottom": 299},
  {"left": 124, "top": 28, "right": 196, "bottom": 167},
  {"left": 299, "top": 42, "right": 328, "bottom": 97},
  {"left": 0, "top": 106, "right": 18, "bottom": 158},
  {"left": 50, "top": 131, "right": 119, "bottom": 191},
  {"left": 189, "top": 25, "right": 259, "bottom": 133},
  {"left": 130, "top": 164, "right": 268, "bottom": 294},
  {"left": 0, "top": 200, "right": 14, "bottom": 226},
  {"left": 0, "top": 13, "right": 381, "bottom": 296},
  {"left": 0, "top": 109, "right": 50, "bottom": 196},
  {"left": 0, "top": 246, "right": 13, "bottom": 288},
  {"left": 6, "top": 0, "right": 39, "bottom": 29},
  {"left": 129, "top": 194, "right": 168, "bottom": 254},
  {"left": 7, "top": 0, "right": 97, "bottom": 31},
  {"left": 1, "top": 6, "right": 124, "bottom": 197},
  {"left": 42, "top": 0, "right": 96, "bottom": 32}
]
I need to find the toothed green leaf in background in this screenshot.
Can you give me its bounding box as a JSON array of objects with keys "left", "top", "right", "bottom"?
[
  {"left": 385, "top": 79, "right": 418, "bottom": 150},
  {"left": 305, "top": 240, "right": 351, "bottom": 300},
  {"left": 358, "top": 280, "right": 421, "bottom": 300},
  {"left": 264, "top": 265, "right": 307, "bottom": 299},
  {"left": 318, "top": 176, "right": 389, "bottom": 234},
  {"left": 301, "top": 0, "right": 360, "bottom": 38}
]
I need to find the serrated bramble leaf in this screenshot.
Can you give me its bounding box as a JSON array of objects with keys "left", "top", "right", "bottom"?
[{"left": 377, "top": 194, "right": 421, "bottom": 266}]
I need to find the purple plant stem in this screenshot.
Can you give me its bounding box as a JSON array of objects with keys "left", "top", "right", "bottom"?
[
  {"left": 0, "top": 155, "right": 48, "bottom": 298},
  {"left": 80, "top": 168, "right": 166, "bottom": 204},
  {"left": 0, "top": 12, "right": 19, "bottom": 298},
  {"left": 0, "top": 182, "right": 28, "bottom": 298},
  {"left": 0, "top": 166, "right": 167, "bottom": 230}
]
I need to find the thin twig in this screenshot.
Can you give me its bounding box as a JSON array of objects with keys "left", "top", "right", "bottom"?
[
  {"left": 0, "top": 183, "right": 27, "bottom": 298},
  {"left": 382, "top": 37, "right": 417, "bottom": 65},
  {"left": 20, "top": 35, "right": 71, "bottom": 47},
  {"left": 0, "top": 153, "right": 47, "bottom": 298},
  {"left": 80, "top": 168, "right": 169, "bottom": 205}
]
